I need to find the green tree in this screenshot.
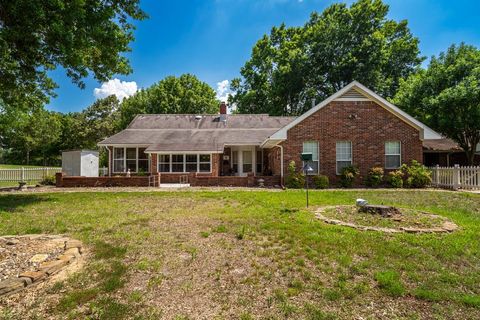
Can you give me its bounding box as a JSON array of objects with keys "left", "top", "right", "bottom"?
[
  {"left": 0, "top": 0, "right": 146, "bottom": 110},
  {"left": 119, "top": 74, "right": 219, "bottom": 127},
  {"left": 393, "top": 43, "right": 480, "bottom": 165},
  {"left": 231, "top": 0, "right": 422, "bottom": 115},
  {"left": 1, "top": 108, "right": 61, "bottom": 165}
]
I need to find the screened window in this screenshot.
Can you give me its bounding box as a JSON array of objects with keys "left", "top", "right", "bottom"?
[
  {"left": 158, "top": 154, "right": 170, "bottom": 172},
  {"left": 385, "top": 141, "right": 401, "bottom": 169},
  {"left": 256, "top": 150, "right": 263, "bottom": 174},
  {"left": 113, "top": 147, "right": 150, "bottom": 173},
  {"left": 336, "top": 141, "right": 352, "bottom": 174},
  {"left": 232, "top": 151, "right": 238, "bottom": 173},
  {"left": 138, "top": 148, "right": 149, "bottom": 172},
  {"left": 126, "top": 148, "right": 137, "bottom": 172},
  {"left": 302, "top": 141, "right": 319, "bottom": 174},
  {"left": 242, "top": 151, "right": 253, "bottom": 173},
  {"left": 113, "top": 148, "right": 125, "bottom": 173},
  {"left": 199, "top": 154, "right": 211, "bottom": 172},
  {"left": 186, "top": 154, "right": 198, "bottom": 172},
  {"left": 171, "top": 154, "right": 184, "bottom": 172}
]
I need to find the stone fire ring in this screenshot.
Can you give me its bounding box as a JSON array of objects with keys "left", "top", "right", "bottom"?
[
  {"left": 314, "top": 206, "right": 458, "bottom": 234},
  {"left": 0, "top": 235, "right": 84, "bottom": 297}
]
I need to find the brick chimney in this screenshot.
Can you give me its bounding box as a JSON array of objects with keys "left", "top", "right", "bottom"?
[{"left": 219, "top": 101, "right": 227, "bottom": 115}]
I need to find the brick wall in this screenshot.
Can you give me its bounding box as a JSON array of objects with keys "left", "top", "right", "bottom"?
[
  {"left": 281, "top": 100, "right": 423, "bottom": 184},
  {"left": 56, "top": 172, "right": 280, "bottom": 188},
  {"left": 56, "top": 173, "right": 150, "bottom": 187}
]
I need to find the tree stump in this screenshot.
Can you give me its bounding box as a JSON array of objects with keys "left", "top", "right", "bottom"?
[{"left": 358, "top": 205, "right": 400, "bottom": 217}]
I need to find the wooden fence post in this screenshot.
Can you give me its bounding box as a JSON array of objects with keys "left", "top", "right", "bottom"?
[
  {"left": 434, "top": 165, "right": 439, "bottom": 186},
  {"left": 21, "top": 167, "right": 25, "bottom": 182}
]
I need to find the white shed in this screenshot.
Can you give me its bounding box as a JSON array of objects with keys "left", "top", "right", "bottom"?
[{"left": 62, "top": 150, "right": 99, "bottom": 177}]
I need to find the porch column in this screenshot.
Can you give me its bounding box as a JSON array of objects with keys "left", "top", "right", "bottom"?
[{"left": 151, "top": 154, "right": 158, "bottom": 174}]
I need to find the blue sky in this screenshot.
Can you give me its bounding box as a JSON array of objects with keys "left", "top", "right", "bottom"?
[{"left": 47, "top": 0, "right": 480, "bottom": 113}]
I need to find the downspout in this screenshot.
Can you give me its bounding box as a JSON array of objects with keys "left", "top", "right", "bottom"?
[
  {"left": 107, "top": 146, "right": 112, "bottom": 177},
  {"left": 277, "top": 145, "right": 285, "bottom": 189}
]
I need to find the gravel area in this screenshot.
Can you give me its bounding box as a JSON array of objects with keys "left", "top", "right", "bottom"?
[{"left": 0, "top": 235, "right": 68, "bottom": 281}]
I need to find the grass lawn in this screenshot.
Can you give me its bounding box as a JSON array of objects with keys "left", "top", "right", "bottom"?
[{"left": 0, "top": 189, "right": 479, "bottom": 319}]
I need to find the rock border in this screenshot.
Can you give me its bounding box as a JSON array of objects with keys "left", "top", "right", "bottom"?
[
  {"left": 314, "top": 206, "right": 458, "bottom": 234},
  {"left": 0, "top": 236, "right": 83, "bottom": 297}
]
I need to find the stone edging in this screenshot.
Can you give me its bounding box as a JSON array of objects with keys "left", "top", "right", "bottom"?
[
  {"left": 314, "top": 206, "right": 458, "bottom": 234},
  {"left": 0, "top": 236, "right": 83, "bottom": 297}
]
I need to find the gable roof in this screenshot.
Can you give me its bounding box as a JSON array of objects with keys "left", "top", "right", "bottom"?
[{"left": 264, "top": 81, "right": 443, "bottom": 147}]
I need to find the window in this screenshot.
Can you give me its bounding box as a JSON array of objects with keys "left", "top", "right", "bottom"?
[
  {"left": 385, "top": 141, "right": 401, "bottom": 169},
  {"left": 158, "top": 153, "right": 212, "bottom": 173},
  {"left": 113, "top": 148, "right": 125, "bottom": 172},
  {"left": 172, "top": 154, "right": 184, "bottom": 172},
  {"left": 158, "top": 154, "right": 170, "bottom": 172},
  {"left": 186, "top": 154, "right": 198, "bottom": 172},
  {"left": 199, "top": 154, "right": 211, "bottom": 172},
  {"left": 336, "top": 141, "right": 352, "bottom": 174},
  {"left": 302, "top": 141, "right": 319, "bottom": 174},
  {"left": 126, "top": 148, "right": 137, "bottom": 172},
  {"left": 138, "top": 148, "right": 149, "bottom": 172},
  {"left": 242, "top": 151, "right": 252, "bottom": 173}
]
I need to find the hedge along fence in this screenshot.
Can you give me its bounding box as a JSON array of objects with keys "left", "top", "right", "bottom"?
[
  {"left": 431, "top": 165, "right": 480, "bottom": 190},
  {"left": 0, "top": 167, "right": 62, "bottom": 182}
]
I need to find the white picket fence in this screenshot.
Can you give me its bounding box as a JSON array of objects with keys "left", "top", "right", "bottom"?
[
  {"left": 0, "top": 167, "right": 62, "bottom": 182},
  {"left": 431, "top": 165, "right": 480, "bottom": 190}
]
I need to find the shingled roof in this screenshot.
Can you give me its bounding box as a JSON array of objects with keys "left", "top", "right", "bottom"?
[
  {"left": 423, "top": 138, "right": 462, "bottom": 152},
  {"left": 98, "top": 114, "right": 295, "bottom": 152}
]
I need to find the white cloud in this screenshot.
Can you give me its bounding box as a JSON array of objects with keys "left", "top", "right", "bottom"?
[
  {"left": 93, "top": 78, "right": 138, "bottom": 101},
  {"left": 216, "top": 79, "right": 231, "bottom": 102}
]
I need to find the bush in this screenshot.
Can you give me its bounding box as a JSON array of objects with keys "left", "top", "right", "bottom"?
[
  {"left": 40, "top": 175, "right": 56, "bottom": 186},
  {"left": 339, "top": 165, "right": 359, "bottom": 188},
  {"left": 365, "top": 167, "right": 384, "bottom": 187},
  {"left": 312, "top": 175, "right": 329, "bottom": 189},
  {"left": 401, "top": 160, "right": 431, "bottom": 188},
  {"left": 285, "top": 161, "right": 305, "bottom": 189},
  {"left": 386, "top": 170, "right": 404, "bottom": 188}
]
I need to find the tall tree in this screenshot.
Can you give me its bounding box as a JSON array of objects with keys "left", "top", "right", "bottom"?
[
  {"left": 0, "top": 0, "right": 146, "bottom": 110},
  {"left": 393, "top": 44, "right": 480, "bottom": 165},
  {"left": 231, "top": 0, "right": 422, "bottom": 115},
  {"left": 119, "top": 74, "right": 219, "bottom": 128}
]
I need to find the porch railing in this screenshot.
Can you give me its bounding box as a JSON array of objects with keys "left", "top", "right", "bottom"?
[{"left": 430, "top": 165, "right": 480, "bottom": 190}]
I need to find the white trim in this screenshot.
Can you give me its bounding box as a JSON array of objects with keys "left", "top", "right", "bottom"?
[
  {"left": 334, "top": 97, "right": 371, "bottom": 101},
  {"left": 265, "top": 81, "right": 443, "bottom": 143}
]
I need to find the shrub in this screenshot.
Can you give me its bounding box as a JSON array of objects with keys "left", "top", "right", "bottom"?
[
  {"left": 312, "top": 174, "right": 329, "bottom": 189},
  {"left": 285, "top": 161, "right": 305, "bottom": 189},
  {"left": 40, "top": 175, "right": 56, "bottom": 186},
  {"left": 365, "top": 167, "right": 384, "bottom": 187},
  {"left": 339, "top": 165, "right": 359, "bottom": 188},
  {"left": 401, "top": 160, "right": 431, "bottom": 188},
  {"left": 387, "top": 170, "right": 404, "bottom": 188}
]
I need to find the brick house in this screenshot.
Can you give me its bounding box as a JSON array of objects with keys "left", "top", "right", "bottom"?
[{"left": 96, "top": 81, "right": 463, "bottom": 187}]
